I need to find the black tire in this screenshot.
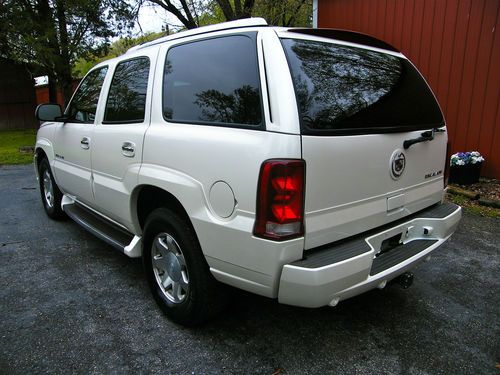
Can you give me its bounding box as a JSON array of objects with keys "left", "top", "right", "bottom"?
[
  {"left": 143, "top": 208, "right": 226, "bottom": 326},
  {"left": 38, "top": 157, "right": 65, "bottom": 220}
]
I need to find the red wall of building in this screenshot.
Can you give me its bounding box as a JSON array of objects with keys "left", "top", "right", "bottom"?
[
  {"left": 35, "top": 85, "right": 65, "bottom": 107},
  {"left": 318, "top": 0, "right": 499, "bottom": 178},
  {"left": 35, "top": 80, "right": 80, "bottom": 109}
]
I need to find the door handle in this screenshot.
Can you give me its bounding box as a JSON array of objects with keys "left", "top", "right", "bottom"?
[
  {"left": 81, "top": 137, "right": 90, "bottom": 149},
  {"left": 121, "top": 142, "right": 135, "bottom": 157}
]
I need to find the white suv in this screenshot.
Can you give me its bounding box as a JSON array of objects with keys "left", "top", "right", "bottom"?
[{"left": 34, "top": 18, "right": 461, "bottom": 325}]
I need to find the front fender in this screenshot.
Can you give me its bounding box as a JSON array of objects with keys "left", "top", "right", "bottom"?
[{"left": 34, "top": 128, "right": 56, "bottom": 180}]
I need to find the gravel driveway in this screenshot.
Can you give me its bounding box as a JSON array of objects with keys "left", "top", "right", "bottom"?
[{"left": 1, "top": 164, "right": 498, "bottom": 374}]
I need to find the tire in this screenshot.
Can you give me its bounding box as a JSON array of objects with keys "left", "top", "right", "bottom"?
[
  {"left": 143, "top": 208, "right": 226, "bottom": 326},
  {"left": 38, "top": 157, "right": 65, "bottom": 220}
]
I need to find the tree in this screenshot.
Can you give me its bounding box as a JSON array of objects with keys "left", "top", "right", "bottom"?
[
  {"left": 142, "top": 0, "right": 206, "bottom": 29},
  {"left": 141, "top": 0, "right": 255, "bottom": 29},
  {"left": 215, "top": 0, "right": 255, "bottom": 21},
  {"left": 72, "top": 31, "right": 166, "bottom": 78},
  {"left": 140, "top": 0, "right": 311, "bottom": 31},
  {"left": 0, "top": 0, "right": 134, "bottom": 105},
  {"left": 254, "top": 0, "right": 311, "bottom": 27}
]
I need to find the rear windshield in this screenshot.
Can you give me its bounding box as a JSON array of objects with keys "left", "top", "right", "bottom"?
[{"left": 281, "top": 38, "right": 444, "bottom": 135}]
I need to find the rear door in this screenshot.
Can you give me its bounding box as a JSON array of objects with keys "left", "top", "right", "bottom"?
[
  {"left": 280, "top": 34, "right": 447, "bottom": 249},
  {"left": 91, "top": 50, "right": 156, "bottom": 227}
]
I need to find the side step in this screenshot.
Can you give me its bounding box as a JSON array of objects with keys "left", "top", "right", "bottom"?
[{"left": 62, "top": 197, "right": 142, "bottom": 257}]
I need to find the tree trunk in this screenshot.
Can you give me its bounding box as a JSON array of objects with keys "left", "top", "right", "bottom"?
[
  {"left": 48, "top": 73, "right": 58, "bottom": 103},
  {"left": 55, "top": 0, "right": 73, "bottom": 107},
  {"left": 150, "top": 0, "right": 198, "bottom": 29},
  {"left": 216, "top": 0, "right": 235, "bottom": 21}
]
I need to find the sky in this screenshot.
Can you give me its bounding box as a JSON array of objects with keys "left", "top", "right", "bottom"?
[{"left": 135, "top": 2, "right": 182, "bottom": 34}]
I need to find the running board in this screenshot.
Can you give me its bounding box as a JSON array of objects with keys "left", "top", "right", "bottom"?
[{"left": 61, "top": 196, "right": 142, "bottom": 257}]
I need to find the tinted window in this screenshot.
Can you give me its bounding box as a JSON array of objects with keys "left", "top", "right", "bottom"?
[
  {"left": 282, "top": 39, "right": 444, "bottom": 135},
  {"left": 163, "top": 34, "right": 262, "bottom": 127},
  {"left": 104, "top": 57, "right": 150, "bottom": 123},
  {"left": 65, "top": 67, "right": 108, "bottom": 123}
]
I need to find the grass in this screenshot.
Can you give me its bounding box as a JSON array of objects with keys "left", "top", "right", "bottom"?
[
  {"left": 446, "top": 193, "right": 500, "bottom": 218},
  {"left": 0, "top": 129, "right": 37, "bottom": 165}
]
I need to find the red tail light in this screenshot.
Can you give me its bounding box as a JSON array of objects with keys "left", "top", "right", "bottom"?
[
  {"left": 444, "top": 141, "right": 451, "bottom": 188},
  {"left": 254, "top": 159, "right": 305, "bottom": 241}
]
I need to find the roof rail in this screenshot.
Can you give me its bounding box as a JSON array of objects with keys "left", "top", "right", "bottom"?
[{"left": 127, "top": 17, "right": 268, "bottom": 53}]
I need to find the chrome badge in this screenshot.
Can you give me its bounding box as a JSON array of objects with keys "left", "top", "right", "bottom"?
[{"left": 390, "top": 149, "right": 406, "bottom": 179}]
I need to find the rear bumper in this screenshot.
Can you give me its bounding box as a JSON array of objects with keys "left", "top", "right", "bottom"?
[{"left": 278, "top": 203, "right": 462, "bottom": 307}]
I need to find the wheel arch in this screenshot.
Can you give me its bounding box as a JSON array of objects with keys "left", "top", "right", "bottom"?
[
  {"left": 34, "top": 147, "right": 49, "bottom": 179},
  {"left": 132, "top": 184, "right": 195, "bottom": 234},
  {"left": 34, "top": 137, "right": 55, "bottom": 177}
]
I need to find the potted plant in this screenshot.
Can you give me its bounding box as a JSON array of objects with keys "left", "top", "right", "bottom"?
[{"left": 449, "top": 151, "right": 485, "bottom": 185}]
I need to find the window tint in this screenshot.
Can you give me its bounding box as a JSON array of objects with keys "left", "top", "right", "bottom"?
[
  {"left": 104, "top": 57, "right": 150, "bottom": 123},
  {"left": 163, "top": 34, "right": 262, "bottom": 127},
  {"left": 65, "top": 67, "right": 108, "bottom": 123},
  {"left": 281, "top": 39, "right": 444, "bottom": 135}
]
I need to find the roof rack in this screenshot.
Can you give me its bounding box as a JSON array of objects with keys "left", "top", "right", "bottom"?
[{"left": 127, "top": 17, "right": 268, "bottom": 53}]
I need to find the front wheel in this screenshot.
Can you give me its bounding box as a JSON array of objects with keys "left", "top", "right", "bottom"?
[
  {"left": 38, "top": 158, "right": 65, "bottom": 220},
  {"left": 143, "top": 208, "right": 226, "bottom": 326}
]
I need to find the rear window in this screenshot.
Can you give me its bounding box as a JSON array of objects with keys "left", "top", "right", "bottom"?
[{"left": 281, "top": 38, "right": 444, "bottom": 135}]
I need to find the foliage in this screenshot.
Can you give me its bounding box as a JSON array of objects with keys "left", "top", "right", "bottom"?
[
  {"left": 0, "top": 0, "right": 135, "bottom": 104},
  {"left": 140, "top": 0, "right": 312, "bottom": 30},
  {"left": 0, "top": 130, "right": 37, "bottom": 165},
  {"left": 143, "top": 0, "right": 209, "bottom": 29},
  {"left": 254, "top": 0, "right": 312, "bottom": 27},
  {"left": 72, "top": 31, "right": 165, "bottom": 77}
]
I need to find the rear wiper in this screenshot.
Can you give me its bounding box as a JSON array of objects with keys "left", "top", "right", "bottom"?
[{"left": 403, "top": 128, "right": 445, "bottom": 150}]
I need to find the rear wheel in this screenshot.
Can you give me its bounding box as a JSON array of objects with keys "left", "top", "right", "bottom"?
[
  {"left": 38, "top": 158, "right": 65, "bottom": 220},
  {"left": 143, "top": 208, "right": 226, "bottom": 326}
]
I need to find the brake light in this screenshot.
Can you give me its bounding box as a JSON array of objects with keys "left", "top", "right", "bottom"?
[
  {"left": 254, "top": 159, "right": 305, "bottom": 241},
  {"left": 444, "top": 141, "right": 451, "bottom": 188}
]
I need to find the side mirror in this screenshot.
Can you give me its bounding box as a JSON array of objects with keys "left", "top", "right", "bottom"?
[{"left": 35, "top": 103, "right": 63, "bottom": 122}]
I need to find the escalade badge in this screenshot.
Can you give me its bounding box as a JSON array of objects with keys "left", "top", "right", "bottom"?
[{"left": 390, "top": 149, "right": 406, "bottom": 180}]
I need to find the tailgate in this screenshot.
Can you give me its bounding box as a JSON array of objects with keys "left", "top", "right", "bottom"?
[
  {"left": 302, "top": 131, "right": 446, "bottom": 249},
  {"left": 279, "top": 34, "right": 447, "bottom": 249}
]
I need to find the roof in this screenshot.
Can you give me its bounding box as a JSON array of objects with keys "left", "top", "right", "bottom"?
[
  {"left": 127, "top": 17, "right": 268, "bottom": 54},
  {"left": 125, "top": 17, "right": 400, "bottom": 56}
]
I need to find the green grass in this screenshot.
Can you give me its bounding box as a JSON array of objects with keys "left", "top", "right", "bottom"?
[
  {"left": 0, "top": 129, "right": 37, "bottom": 165},
  {"left": 446, "top": 193, "right": 500, "bottom": 218}
]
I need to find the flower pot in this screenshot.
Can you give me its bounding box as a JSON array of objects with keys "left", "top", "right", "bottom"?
[{"left": 449, "top": 162, "right": 482, "bottom": 185}]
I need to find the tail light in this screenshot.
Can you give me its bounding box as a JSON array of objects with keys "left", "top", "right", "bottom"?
[
  {"left": 254, "top": 159, "right": 305, "bottom": 241},
  {"left": 444, "top": 141, "right": 451, "bottom": 187}
]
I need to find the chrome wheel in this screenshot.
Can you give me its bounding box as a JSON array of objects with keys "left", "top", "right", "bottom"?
[
  {"left": 42, "top": 169, "right": 54, "bottom": 208},
  {"left": 152, "top": 233, "right": 189, "bottom": 304}
]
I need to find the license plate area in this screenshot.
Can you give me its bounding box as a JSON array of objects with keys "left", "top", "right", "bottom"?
[{"left": 377, "top": 233, "right": 403, "bottom": 257}]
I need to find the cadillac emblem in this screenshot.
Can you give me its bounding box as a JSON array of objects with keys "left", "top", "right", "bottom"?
[{"left": 390, "top": 149, "right": 406, "bottom": 179}]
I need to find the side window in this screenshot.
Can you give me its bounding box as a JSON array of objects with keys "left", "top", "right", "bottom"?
[
  {"left": 163, "top": 34, "right": 263, "bottom": 127},
  {"left": 103, "top": 57, "right": 150, "bottom": 123},
  {"left": 65, "top": 66, "right": 108, "bottom": 123}
]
